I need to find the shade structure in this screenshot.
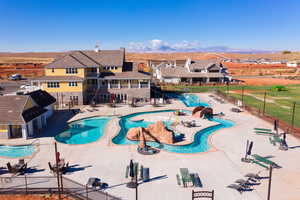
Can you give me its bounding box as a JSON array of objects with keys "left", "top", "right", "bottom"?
[
  {"left": 129, "top": 159, "right": 134, "bottom": 178},
  {"left": 283, "top": 132, "right": 287, "bottom": 142},
  {"left": 274, "top": 120, "right": 278, "bottom": 132},
  {"left": 247, "top": 141, "right": 253, "bottom": 156}
]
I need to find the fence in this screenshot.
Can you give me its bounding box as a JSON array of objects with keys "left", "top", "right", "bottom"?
[
  {"left": 213, "top": 89, "right": 300, "bottom": 138},
  {"left": 192, "top": 190, "right": 214, "bottom": 200},
  {"left": 0, "top": 176, "right": 121, "bottom": 200}
]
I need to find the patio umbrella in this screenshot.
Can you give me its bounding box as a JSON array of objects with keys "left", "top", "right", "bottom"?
[
  {"left": 274, "top": 120, "right": 278, "bottom": 132},
  {"left": 245, "top": 140, "right": 249, "bottom": 158},
  {"left": 247, "top": 141, "right": 253, "bottom": 156},
  {"left": 283, "top": 132, "right": 287, "bottom": 142},
  {"left": 56, "top": 152, "right": 61, "bottom": 162},
  {"left": 129, "top": 160, "right": 134, "bottom": 178}
]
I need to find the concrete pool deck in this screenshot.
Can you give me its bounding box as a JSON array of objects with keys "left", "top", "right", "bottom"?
[{"left": 0, "top": 93, "right": 300, "bottom": 200}]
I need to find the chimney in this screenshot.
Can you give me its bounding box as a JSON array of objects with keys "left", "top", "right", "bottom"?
[{"left": 94, "top": 44, "right": 100, "bottom": 52}]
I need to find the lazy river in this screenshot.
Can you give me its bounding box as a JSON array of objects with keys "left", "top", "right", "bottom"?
[{"left": 112, "top": 110, "right": 235, "bottom": 153}]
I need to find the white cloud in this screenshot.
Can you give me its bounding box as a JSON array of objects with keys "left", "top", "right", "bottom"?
[
  {"left": 128, "top": 39, "right": 202, "bottom": 52},
  {"left": 127, "top": 39, "right": 271, "bottom": 53}
]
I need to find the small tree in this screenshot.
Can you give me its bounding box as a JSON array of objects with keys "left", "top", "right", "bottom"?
[{"left": 282, "top": 50, "right": 292, "bottom": 54}]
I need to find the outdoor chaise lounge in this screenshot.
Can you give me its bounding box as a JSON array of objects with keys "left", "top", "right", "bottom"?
[
  {"left": 7, "top": 162, "right": 27, "bottom": 174},
  {"left": 227, "top": 184, "right": 248, "bottom": 194},
  {"left": 245, "top": 173, "right": 262, "bottom": 181},
  {"left": 269, "top": 135, "right": 288, "bottom": 150},
  {"left": 252, "top": 154, "right": 280, "bottom": 168}
]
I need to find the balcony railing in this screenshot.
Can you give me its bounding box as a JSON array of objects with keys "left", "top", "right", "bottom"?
[
  {"left": 110, "top": 84, "right": 119, "bottom": 89},
  {"left": 140, "top": 84, "right": 149, "bottom": 88}
]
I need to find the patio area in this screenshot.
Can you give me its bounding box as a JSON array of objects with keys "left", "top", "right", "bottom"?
[{"left": 0, "top": 93, "right": 300, "bottom": 200}]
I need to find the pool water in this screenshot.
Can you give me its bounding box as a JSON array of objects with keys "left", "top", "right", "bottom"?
[
  {"left": 0, "top": 145, "right": 36, "bottom": 158},
  {"left": 55, "top": 117, "right": 111, "bottom": 144},
  {"left": 112, "top": 110, "right": 235, "bottom": 153},
  {"left": 168, "top": 93, "right": 209, "bottom": 107}
]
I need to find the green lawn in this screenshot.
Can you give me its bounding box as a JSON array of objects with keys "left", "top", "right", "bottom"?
[{"left": 163, "top": 84, "right": 300, "bottom": 128}]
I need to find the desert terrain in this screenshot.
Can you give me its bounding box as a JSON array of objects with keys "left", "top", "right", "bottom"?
[{"left": 0, "top": 51, "right": 299, "bottom": 81}]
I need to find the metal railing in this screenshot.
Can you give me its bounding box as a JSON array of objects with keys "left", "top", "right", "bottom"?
[{"left": 0, "top": 176, "right": 121, "bottom": 200}]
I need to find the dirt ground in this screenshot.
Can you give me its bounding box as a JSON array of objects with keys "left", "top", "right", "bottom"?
[
  {"left": 0, "top": 194, "right": 74, "bottom": 200},
  {"left": 239, "top": 78, "right": 300, "bottom": 86}
]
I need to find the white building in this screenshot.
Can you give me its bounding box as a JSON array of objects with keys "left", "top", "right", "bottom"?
[{"left": 0, "top": 90, "right": 56, "bottom": 139}]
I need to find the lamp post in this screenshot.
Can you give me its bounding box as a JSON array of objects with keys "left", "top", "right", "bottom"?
[{"left": 263, "top": 91, "right": 267, "bottom": 115}]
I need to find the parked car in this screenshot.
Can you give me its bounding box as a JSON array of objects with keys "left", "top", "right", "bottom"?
[{"left": 10, "top": 74, "right": 22, "bottom": 80}]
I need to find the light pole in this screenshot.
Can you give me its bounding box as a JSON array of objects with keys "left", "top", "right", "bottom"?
[{"left": 263, "top": 91, "right": 267, "bottom": 115}]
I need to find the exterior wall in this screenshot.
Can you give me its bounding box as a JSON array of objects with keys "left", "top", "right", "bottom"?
[
  {"left": 99, "top": 66, "right": 122, "bottom": 73},
  {"left": 50, "top": 91, "right": 84, "bottom": 105},
  {"left": 27, "top": 121, "right": 34, "bottom": 137},
  {"left": 162, "top": 77, "right": 181, "bottom": 84},
  {"left": 41, "top": 82, "right": 83, "bottom": 93},
  {"left": 45, "top": 68, "right": 85, "bottom": 78},
  {"left": 0, "top": 124, "right": 9, "bottom": 139},
  {"left": 95, "top": 88, "right": 150, "bottom": 102},
  {"left": 44, "top": 105, "right": 54, "bottom": 119},
  {"left": 22, "top": 124, "right": 27, "bottom": 139}
]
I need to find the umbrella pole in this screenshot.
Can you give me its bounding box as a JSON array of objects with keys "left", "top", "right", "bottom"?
[
  {"left": 267, "top": 165, "right": 273, "bottom": 200},
  {"left": 55, "top": 142, "right": 61, "bottom": 200}
]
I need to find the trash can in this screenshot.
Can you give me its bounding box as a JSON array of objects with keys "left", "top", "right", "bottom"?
[{"left": 143, "top": 168, "right": 150, "bottom": 182}]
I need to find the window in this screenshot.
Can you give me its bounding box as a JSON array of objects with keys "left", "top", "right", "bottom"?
[
  {"left": 47, "top": 82, "right": 60, "bottom": 88},
  {"left": 69, "top": 82, "right": 78, "bottom": 87},
  {"left": 66, "top": 68, "right": 78, "bottom": 74},
  {"left": 51, "top": 68, "right": 55, "bottom": 73}
]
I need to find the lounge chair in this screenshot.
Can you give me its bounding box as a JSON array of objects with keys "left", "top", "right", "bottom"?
[
  {"left": 7, "top": 163, "right": 18, "bottom": 174},
  {"left": 254, "top": 128, "right": 272, "bottom": 132},
  {"left": 227, "top": 184, "right": 246, "bottom": 194},
  {"left": 193, "top": 173, "right": 202, "bottom": 187},
  {"left": 252, "top": 154, "right": 280, "bottom": 168},
  {"left": 235, "top": 179, "right": 252, "bottom": 189},
  {"left": 245, "top": 173, "right": 261, "bottom": 181}
]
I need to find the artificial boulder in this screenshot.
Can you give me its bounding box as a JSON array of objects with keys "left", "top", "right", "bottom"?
[{"left": 127, "top": 121, "right": 175, "bottom": 144}]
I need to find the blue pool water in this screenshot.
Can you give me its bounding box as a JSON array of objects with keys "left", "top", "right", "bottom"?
[
  {"left": 0, "top": 145, "right": 36, "bottom": 158},
  {"left": 112, "top": 110, "right": 235, "bottom": 153},
  {"left": 168, "top": 93, "right": 209, "bottom": 107},
  {"left": 55, "top": 117, "right": 111, "bottom": 144}
]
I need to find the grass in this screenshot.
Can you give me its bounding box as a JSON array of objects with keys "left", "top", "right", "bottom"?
[{"left": 163, "top": 84, "right": 300, "bottom": 128}]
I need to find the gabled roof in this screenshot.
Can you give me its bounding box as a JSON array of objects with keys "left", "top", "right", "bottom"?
[
  {"left": 0, "top": 95, "right": 47, "bottom": 124},
  {"left": 189, "top": 60, "right": 223, "bottom": 71},
  {"left": 33, "top": 76, "right": 84, "bottom": 82},
  {"left": 26, "top": 90, "right": 56, "bottom": 108},
  {"left": 45, "top": 49, "right": 125, "bottom": 68},
  {"left": 160, "top": 66, "right": 225, "bottom": 78},
  {"left": 0, "top": 95, "right": 29, "bottom": 124}
]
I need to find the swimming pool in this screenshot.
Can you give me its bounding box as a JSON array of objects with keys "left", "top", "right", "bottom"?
[
  {"left": 55, "top": 117, "right": 111, "bottom": 144},
  {"left": 112, "top": 110, "right": 235, "bottom": 153},
  {"left": 0, "top": 145, "right": 36, "bottom": 158},
  {"left": 168, "top": 93, "right": 209, "bottom": 107}
]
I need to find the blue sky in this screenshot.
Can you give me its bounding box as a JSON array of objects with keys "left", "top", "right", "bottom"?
[{"left": 1, "top": 0, "right": 299, "bottom": 52}]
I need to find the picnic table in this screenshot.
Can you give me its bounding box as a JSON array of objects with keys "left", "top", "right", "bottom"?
[{"left": 180, "top": 168, "right": 193, "bottom": 187}]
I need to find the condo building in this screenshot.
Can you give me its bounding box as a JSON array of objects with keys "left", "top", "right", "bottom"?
[{"left": 31, "top": 48, "right": 151, "bottom": 106}]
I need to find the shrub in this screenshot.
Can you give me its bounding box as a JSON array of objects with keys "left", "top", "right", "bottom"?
[{"left": 271, "top": 85, "right": 287, "bottom": 92}]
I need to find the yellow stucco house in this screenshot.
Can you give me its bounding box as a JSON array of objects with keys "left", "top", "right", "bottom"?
[{"left": 32, "top": 48, "right": 151, "bottom": 106}]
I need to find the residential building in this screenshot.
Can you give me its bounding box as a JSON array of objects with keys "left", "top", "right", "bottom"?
[
  {"left": 0, "top": 90, "right": 56, "bottom": 139},
  {"left": 31, "top": 48, "right": 151, "bottom": 105},
  {"left": 154, "top": 59, "right": 231, "bottom": 84},
  {"left": 287, "top": 60, "right": 300, "bottom": 67}
]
